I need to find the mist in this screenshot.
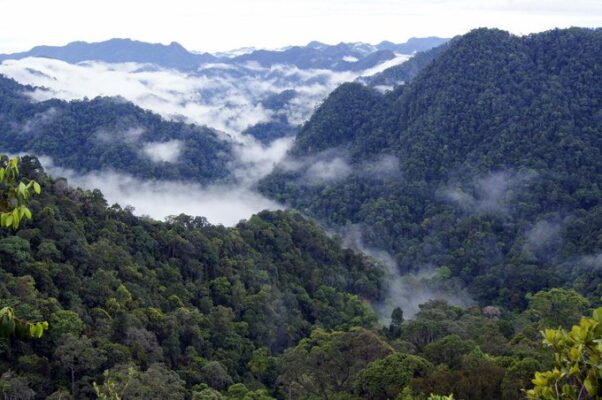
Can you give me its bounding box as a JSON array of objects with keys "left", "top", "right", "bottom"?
[
  {"left": 39, "top": 156, "right": 282, "bottom": 226},
  {"left": 0, "top": 55, "right": 406, "bottom": 225},
  {"left": 142, "top": 140, "right": 183, "bottom": 163},
  {"left": 524, "top": 217, "right": 563, "bottom": 260},
  {"left": 443, "top": 170, "right": 537, "bottom": 215},
  {"left": 341, "top": 224, "right": 474, "bottom": 321}
]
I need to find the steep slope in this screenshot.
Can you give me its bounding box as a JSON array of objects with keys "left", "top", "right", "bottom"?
[
  {"left": 0, "top": 156, "right": 382, "bottom": 398},
  {"left": 0, "top": 75, "right": 232, "bottom": 183},
  {"left": 259, "top": 28, "right": 602, "bottom": 308}
]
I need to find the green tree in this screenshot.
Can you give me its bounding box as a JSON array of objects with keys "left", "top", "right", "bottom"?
[
  {"left": 526, "top": 289, "right": 590, "bottom": 329},
  {"left": 353, "top": 352, "right": 432, "bottom": 400},
  {"left": 54, "top": 335, "right": 107, "bottom": 397},
  {"left": 278, "top": 328, "right": 393, "bottom": 399},
  {"left": 526, "top": 307, "right": 602, "bottom": 399}
]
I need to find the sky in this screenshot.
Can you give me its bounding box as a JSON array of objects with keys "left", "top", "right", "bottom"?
[{"left": 0, "top": 0, "right": 600, "bottom": 53}]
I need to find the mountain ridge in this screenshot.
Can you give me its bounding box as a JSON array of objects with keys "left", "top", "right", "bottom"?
[
  {"left": 259, "top": 27, "right": 602, "bottom": 308},
  {"left": 0, "top": 36, "right": 449, "bottom": 72}
]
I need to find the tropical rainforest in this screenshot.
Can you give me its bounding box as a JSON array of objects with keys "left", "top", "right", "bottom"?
[
  {"left": 259, "top": 27, "right": 602, "bottom": 309},
  {"left": 0, "top": 76, "right": 232, "bottom": 184},
  {"left": 0, "top": 27, "right": 601, "bottom": 400}
]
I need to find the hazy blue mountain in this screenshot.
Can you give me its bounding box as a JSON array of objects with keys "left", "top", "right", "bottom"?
[
  {"left": 232, "top": 43, "right": 395, "bottom": 70},
  {"left": 0, "top": 37, "right": 448, "bottom": 72},
  {"left": 376, "top": 36, "right": 449, "bottom": 53},
  {"left": 0, "top": 38, "right": 217, "bottom": 70}
]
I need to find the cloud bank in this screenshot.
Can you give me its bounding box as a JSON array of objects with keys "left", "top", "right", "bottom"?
[
  {"left": 39, "top": 156, "right": 282, "bottom": 226},
  {"left": 0, "top": 54, "right": 407, "bottom": 226}
]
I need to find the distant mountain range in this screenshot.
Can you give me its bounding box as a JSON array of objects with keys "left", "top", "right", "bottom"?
[{"left": 0, "top": 37, "right": 448, "bottom": 72}]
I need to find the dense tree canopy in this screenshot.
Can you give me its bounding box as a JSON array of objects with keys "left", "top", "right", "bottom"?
[
  {"left": 0, "top": 76, "right": 232, "bottom": 184},
  {"left": 259, "top": 27, "right": 602, "bottom": 309}
]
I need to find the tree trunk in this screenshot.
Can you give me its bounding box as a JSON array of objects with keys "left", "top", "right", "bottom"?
[{"left": 71, "top": 367, "right": 75, "bottom": 398}]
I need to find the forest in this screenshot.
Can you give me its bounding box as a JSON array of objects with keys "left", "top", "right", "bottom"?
[
  {"left": 0, "top": 76, "right": 232, "bottom": 184},
  {"left": 259, "top": 27, "right": 602, "bottom": 310},
  {"left": 0, "top": 156, "right": 599, "bottom": 399},
  {"left": 0, "top": 26, "right": 601, "bottom": 400}
]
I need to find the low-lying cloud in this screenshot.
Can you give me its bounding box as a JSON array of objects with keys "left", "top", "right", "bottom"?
[
  {"left": 19, "top": 107, "right": 59, "bottom": 133},
  {"left": 0, "top": 56, "right": 390, "bottom": 142},
  {"left": 524, "top": 217, "right": 562, "bottom": 257},
  {"left": 142, "top": 140, "right": 183, "bottom": 163},
  {"left": 443, "top": 170, "right": 537, "bottom": 215},
  {"left": 1, "top": 54, "right": 420, "bottom": 252},
  {"left": 277, "top": 150, "right": 401, "bottom": 185},
  {"left": 342, "top": 224, "right": 474, "bottom": 320},
  {"left": 39, "top": 156, "right": 282, "bottom": 226}
]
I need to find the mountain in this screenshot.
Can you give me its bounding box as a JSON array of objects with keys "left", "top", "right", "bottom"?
[
  {"left": 0, "top": 38, "right": 217, "bottom": 71},
  {"left": 363, "top": 41, "right": 451, "bottom": 88},
  {"left": 3, "top": 156, "right": 597, "bottom": 400},
  {"left": 0, "top": 75, "right": 232, "bottom": 183},
  {"left": 231, "top": 44, "right": 397, "bottom": 71},
  {"left": 0, "top": 37, "right": 448, "bottom": 72},
  {"left": 376, "top": 36, "right": 450, "bottom": 53},
  {"left": 259, "top": 27, "right": 602, "bottom": 308},
  {"left": 2, "top": 28, "right": 601, "bottom": 400},
  {"left": 0, "top": 157, "right": 382, "bottom": 398}
]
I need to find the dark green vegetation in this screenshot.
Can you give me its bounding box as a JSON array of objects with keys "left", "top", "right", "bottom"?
[
  {"left": 0, "top": 75, "right": 232, "bottom": 183},
  {"left": 259, "top": 28, "right": 602, "bottom": 310},
  {"left": 2, "top": 26, "right": 602, "bottom": 399},
  {"left": 0, "top": 156, "right": 382, "bottom": 399},
  {"left": 1, "top": 157, "right": 597, "bottom": 399}
]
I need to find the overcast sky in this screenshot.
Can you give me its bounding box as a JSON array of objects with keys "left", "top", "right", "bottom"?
[{"left": 1, "top": 0, "right": 600, "bottom": 53}]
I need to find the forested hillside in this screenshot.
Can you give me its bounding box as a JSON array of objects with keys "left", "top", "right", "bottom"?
[
  {"left": 0, "top": 156, "right": 382, "bottom": 398},
  {"left": 1, "top": 156, "right": 598, "bottom": 400},
  {"left": 0, "top": 75, "right": 232, "bottom": 183},
  {"left": 259, "top": 27, "right": 602, "bottom": 309}
]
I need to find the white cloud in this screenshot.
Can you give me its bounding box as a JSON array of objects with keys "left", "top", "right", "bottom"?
[
  {"left": 306, "top": 157, "right": 352, "bottom": 182},
  {"left": 0, "top": 1, "right": 598, "bottom": 53},
  {"left": 142, "top": 140, "right": 183, "bottom": 163},
  {"left": 39, "top": 156, "right": 282, "bottom": 226},
  {"left": 444, "top": 170, "right": 537, "bottom": 215}
]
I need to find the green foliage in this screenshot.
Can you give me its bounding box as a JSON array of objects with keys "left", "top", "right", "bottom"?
[
  {"left": 526, "top": 289, "right": 590, "bottom": 329},
  {"left": 0, "top": 159, "right": 383, "bottom": 398},
  {"left": 353, "top": 352, "right": 432, "bottom": 400},
  {"left": 526, "top": 307, "right": 602, "bottom": 399},
  {"left": 0, "top": 156, "right": 40, "bottom": 230},
  {"left": 0, "top": 306, "right": 48, "bottom": 339},
  {"left": 278, "top": 327, "right": 394, "bottom": 398},
  {"left": 427, "top": 395, "right": 454, "bottom": 400}
]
